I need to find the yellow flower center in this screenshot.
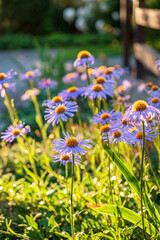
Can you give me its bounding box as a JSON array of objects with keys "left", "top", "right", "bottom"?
[
  {"left": 105, "top": 67, "right": 114, "bottom": 74},
  {"left": 114, "top": 65, "right": 120, "bottom": 68},
  {"left": 146, "top": 82, "right": 153, "bottom": 88},
  {"left": 117, "top": 85, "right": 125, "bottom": 92},
  {"left": 0, "top": 73, "right": 6, "bottom": 80},
  {"left": 96, "top": 77, "right": 106, "bottom": 84},
  {"left": 98, "top": 65, "right": 107, "bottom": 72},
  {"left": 45, "top": 79, "right": 50, "bottom": 85},
  {"left": 52, "top": 96, "right": 62, "bottom": 103},
  {"left": 117, "top": 97, "right": 123, "bottom": 102},
  {"left": 151, "top": 85, "right": 159, "bottom": 91},
  {"left": 60, "top": 154, "right": 70, "bottom": 161},
  {"left": 113, "top": 131, "right": 121, "bottom": 138},
  {"left": 67, "top": 73, "right": 74, "bottom": 79},
  {"left": 12, "top": 129, "right": 21, "bottom": 136},
  {"left": 55, "top": 105, "right": 66, "bottom": 114},
  {"left": 66, "top": 137, "right": 78, "bottom": 147},
  {"left": 101, "top": 113, "right": 110, "bottom": 120},
  {"left": 3, "top": 83, "right": 9, "bottom": 88},
  {"left": 91, "top": 84, "right": 103, "bottom": 92},
  {"left": 136, "top": 132, "right": 143, "bottom": 139},
  {"left": 132, "top": 100, "right": 148, "bottom": 112},
  {"left": 130, "top": 128, "right": 138, "bottom": 133},
  {"left": 151, "top": 97, "right": 159, "bottom": 103},
  {"left": 67, "top": 86, "right": 78, "bottom": 92},
  {"left": 25, "top": 71, "right": 34, "bottom": 78},
  {"left": 147, "top": 118, "right": 152, "bottom": 123},
  {"left": 77, "top": 50, "right": 91, "bottom": 59},
  {"left": 25, "top": 89, "right": 32, "bottom": 96},
  {"left": 121, "top": 118, "right": 128, "bottom": 125},
  {"left": 100, "top": 124, "right": 111, "bottom": 133},
  {"left": 88, "top": 68, "right": 94, "bottom": 75}
]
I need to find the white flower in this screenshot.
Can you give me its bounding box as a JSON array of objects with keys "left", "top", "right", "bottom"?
[
  {"left": 111, "top": 11, "right": 120, "bottom": 21},
  {"left": 75, "top": 17, "right": 88, "bottom": 32},
  {"left": 95, "top": 19, "right": 105, "bottom": 33},
  {"left": 63, "top": 8, "right": 76, "bottom": 23}
]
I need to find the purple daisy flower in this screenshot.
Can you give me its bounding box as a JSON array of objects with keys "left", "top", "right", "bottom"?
[
  {"left": 1, "top": 123, "right": 30, "bottom": 143},
  {"left": 123, "top": 100, "right": 160, "bottom": 126},
  {"left": 95, "top": 76, "right": 117, "bottom": 89},
  {"left": 80, "top": 68, "right": 99, "bottom": 81},
  {"left": 50, "top": 153, "right": 81, "bottom": 165},
  {"left": 73, "top": 50, "right": 95, "bottom": 68},
  {"left": 0, "top": 82, "right": 16, "bottom": 97},
  {"left": 0, "top": 70, "right": 17, "bottom": 86},
  {"left": 91, "top": 109, "right": 123, "bottom": 125},
  {"left": 42, "top": 96, "right": 64, "bottom": 108},
  {"left": 53, "top": 132, "right": 91, "bottom": 155},
  {"left": 147, "top": 85, "right": 160, "bottom": 98},
  {"left": 59, "top": 86, "right": 84, "bottom": 100},
  {"left": 111, "top": 116, "right": 132, "bottom": 132},
  {"left": 20, "top": 69, "right": 41, "bottom": 81},
  {"left": 147, "top": 95, "right": 160, "bottom": 109},
  {"left": 38, "top": 78, "right": 57, "bottom": 89},
  {"left": 156, "top": 59, "right": 160, "bottom": 71},
  {"left": 82, "top": 83, "right": 113, "bottom": 100},
  {"left": 62, "top": 72, "right": 79, "bottom": 84},
  {"left": 103, "top": 129, "right": 126, "bottom": 144},
  {"left": 44, "top": 101, "right": 78, "bottom": 125},
  {"left": 126, "top": 127, "right": 159, "bottom": 147}
]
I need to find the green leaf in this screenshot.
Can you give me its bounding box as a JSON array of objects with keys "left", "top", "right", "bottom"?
[
  {"left": 87, "top": 204, "right": 158, "bottom": 238},
  {"left": 104, "top": 144, "right": 160, "bottom": 226}
]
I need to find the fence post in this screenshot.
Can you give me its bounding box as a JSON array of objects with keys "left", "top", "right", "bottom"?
[
  {"left": 133, "top": 0, "right": 145, "bottom": 78},
  {"left": 120, "top": 0, "right": 131, "bottom": 67}
]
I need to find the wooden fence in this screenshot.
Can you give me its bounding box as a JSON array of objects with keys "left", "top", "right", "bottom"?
[{"left": 120, "top": 0, "right": 160, "bottom": 78}]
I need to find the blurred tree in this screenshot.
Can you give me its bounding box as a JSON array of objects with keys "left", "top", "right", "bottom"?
[{"left": 1, "top": 0, "right": 50, "bottom": 34}]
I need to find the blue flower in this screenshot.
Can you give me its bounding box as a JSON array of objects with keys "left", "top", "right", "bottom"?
[
  {"left": 103, "top": 129, "right": 126, "bottom": 144},
  {"left": 50, "top": 153, "right": 81, "bottom": 165},
  {"left": 38, "top": 78, "right": 57, "bottom": 88},
  {"left": 82, "top": 84, "right": 113, "bottom": 100},
  {"left": 0, "top": 70, "right": 17, "bottom": 86},
  {"left": 156, "top": 59, "right": 160, "bottom": 71},
  {"left": 42, "top": 96, "right": 64, "bottom": 108},
  {"left": 53, "top": 132, "right": 91, "bottom": 155},
  {"left": 59, "top": 86, "right": 84, "bottom": 100},
  {"left": 44, "top": 101, "right": 78, "bottom": 125},
  {"left": 20, "top": 69, "right": 41, "bottom": 81},
  {"left": 124, "top": 100, "right": 160, "bottom": 126},
  {"left": 95, "top": 76, "right": 117, "bottom": 89},
  {"left": 62, "top": 72, "right": 79, "bottom": 84},
  {"left": 1, "top": 123, "right": 30, "bottom": 143},
  {"left": 147, "top": 85, "right": 159, "bottom": 98},
  {"left": 74, "top": 50, "right": 95, "bottom": 68},
  {"left": 125, "top": 127, "right": 159, "bottom": 147},
  {"left": 91, "top": 109, "right": 123, "bottom": 125},
  {"left": 147, "top": 95, "right": 160, "bottom": 109}
]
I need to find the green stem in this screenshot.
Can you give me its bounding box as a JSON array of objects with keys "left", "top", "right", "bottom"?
[
  {"left": 46, "top": 87, "right": 51, "bottom": 100},
  {"left": 24, "top": 135, "right": 39, "bottom": 178},
  {"left": 96, "top": 98, "right": 101, "bottom": 113},
  {"left": 67, "top": 122, "right": 74, "bottom": 136},
  {"left": 65, "top": 162, "right": 69, "bottom": 203},
  {"left": 59, "top": 117, "right": 65, "bottom": 133},
  {"left": 107, "top": 134, "right": 113, "bottom": 203},
  {"left": 30, "top": 80, "right": 34, "bottom": 89},
  {"left": 4, "top": 87, "right": 20, "bottom": 123},
  {"left": 145, "top": 147, "right": 160, "bottom": 189},
  {"left": 32, "top": 95, "right": 47, "bottom": 142},
  {"left": 71, "top": 154, "right": 75, "bottom": 240},
  {"left": 75, "top": 101, "right": 84, "bottom": 135},
  {"left": 141, "top": 121, "right": 146, "bottom": 240},
  {"left": 4, "top": 94, "right": 14, "bottom": 124},
  {"left": 86, "top": 64, "right": 91, "bottom": 86}
]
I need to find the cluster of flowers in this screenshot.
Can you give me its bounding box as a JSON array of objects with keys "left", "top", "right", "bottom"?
[{"left": 1, "top": 50, "right": 160, "bottom": 166}]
